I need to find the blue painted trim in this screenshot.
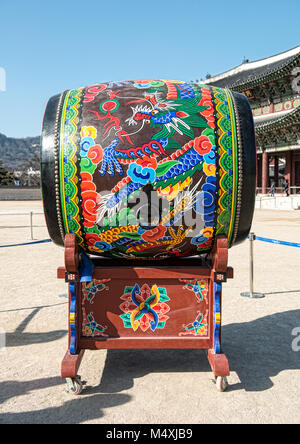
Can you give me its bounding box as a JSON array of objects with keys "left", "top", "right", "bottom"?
[
  {"left": 80, "top": 251, "right": 95, "bottom": 282},
  {"left": 69, "top": 283, "right": 77, "bottom": 355},
  {"left": 213, "top": 282, "right": 222, "bottom": 354}
]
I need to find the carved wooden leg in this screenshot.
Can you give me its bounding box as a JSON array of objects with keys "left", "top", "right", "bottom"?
[
  {"left": 61, "top": 350, "right": 85, "bottom": 395},
  {"left": 207, "top": 349, "right": 230, "bottom": 377},
  {"left": 207, "top": 349, "right": 230, "bottom": 392},
  {"left": 61, "top": 350, "right": 85, "bottom": 379}
]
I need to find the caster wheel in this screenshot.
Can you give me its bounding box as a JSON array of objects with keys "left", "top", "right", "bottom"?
[
  {"left": 215, "top": 376, "right": 228, "bottom": 392},
  {"left": 66, "top": 376, "right": 83, "bottom": 395}
]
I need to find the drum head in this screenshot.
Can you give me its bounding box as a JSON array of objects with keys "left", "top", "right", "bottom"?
[{"left": 41, "top": 81, "right": 256, "bottom": 257}]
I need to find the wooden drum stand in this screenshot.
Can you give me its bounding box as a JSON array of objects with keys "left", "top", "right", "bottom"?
[{"left": 58, "top": 234, "right": 233, "bottom": 394}]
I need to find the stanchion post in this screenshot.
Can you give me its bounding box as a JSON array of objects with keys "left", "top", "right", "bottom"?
[
  {"left": 241, "top": 232, "right": 265, "bottom": 299},
  {"left": 30, "top": 211, "right": 34, "bottom": 240},
  {"left": 249, "top": 232, "right": 254, "bottom": 297}
]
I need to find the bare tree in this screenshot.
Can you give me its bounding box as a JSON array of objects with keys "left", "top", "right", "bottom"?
[{"left": 18, "top": 152, "right": 41, "bottom": 186}]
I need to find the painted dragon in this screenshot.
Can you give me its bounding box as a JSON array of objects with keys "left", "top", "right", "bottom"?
[{"left": 95, "top": 83, "right": 209, "bottom": 177}]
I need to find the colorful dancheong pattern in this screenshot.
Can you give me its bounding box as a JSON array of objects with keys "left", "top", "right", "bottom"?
[{"left": 57, "top": 80, "right": 239, "bottom": 259}]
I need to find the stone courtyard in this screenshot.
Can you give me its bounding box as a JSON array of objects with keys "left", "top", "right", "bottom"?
[{"left": 0, "top": 201, "right": 299, "bottom": 424}]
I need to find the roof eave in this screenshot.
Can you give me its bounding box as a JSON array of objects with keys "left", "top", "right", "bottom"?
[
  {"left": 231, "top": 54, "right": 300, "bottom": 92},
  {"left": 255, "top": 106, "right": 300, "bottom": 133}
]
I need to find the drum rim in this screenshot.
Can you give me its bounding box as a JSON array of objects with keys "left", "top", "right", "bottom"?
[
  {"left": 229, "top": 91, "right": 256, "bottom": 246},
  {"left": 41, "top": 91, "right": 67, "bottom": 247}
]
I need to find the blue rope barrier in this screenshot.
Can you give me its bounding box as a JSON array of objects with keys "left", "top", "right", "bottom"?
[
  {"left": 1, "top": 236, "right": 299, "bottom": 249},
  {"left": 0, "top": 239, "right": 52, "bottom": 248},
  {"left": 254, "top": 236, "right": 300, "bottom": 248}
]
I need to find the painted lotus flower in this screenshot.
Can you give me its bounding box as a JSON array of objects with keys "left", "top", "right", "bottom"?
[{"left": 119, "top": 283, "right": 170, "bottom": 332}]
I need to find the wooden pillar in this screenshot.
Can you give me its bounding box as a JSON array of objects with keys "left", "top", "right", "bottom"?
[
  {"left": 262, "top": 149, "right": 269, "bottom": 194},
  {"left": 285, "top": 151, "right": 292, "bottom": 194},
  {"left": 257, "top": 155, "right": 262, "bottom": 188},
  {"left": 291, "top": 151, "right": 295, "bottom": 193},
  {"left": 285, "top": 151, "right": 292, "bottom": 182},
  {"left": 274, "top": 157, "right": 279, "bottom": 188}
]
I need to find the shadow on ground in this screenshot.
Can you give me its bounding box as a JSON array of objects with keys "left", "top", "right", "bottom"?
[
  {"left": 4, "top": 306, "right": 67, "bottom": 347},
  {"left": 0, "top": 376, "right": 64, "bottom": 404},
  {"left": 0, "top": 382, "right": 130, "bottom": 424},
  {"left": 1, "top": 309, "right": 299, "bottom": 423},
  {"left": 89, "top": 309, "right": 300, "bottom": 394}
]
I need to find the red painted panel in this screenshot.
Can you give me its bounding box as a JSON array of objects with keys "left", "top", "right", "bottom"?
[{"left": 79, "top": 276, "right": 211, "bottom": 342}]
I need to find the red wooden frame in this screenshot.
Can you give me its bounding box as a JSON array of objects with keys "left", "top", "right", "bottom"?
[{"left": 59, "top": 235, "right": 232, "bottom": 382}]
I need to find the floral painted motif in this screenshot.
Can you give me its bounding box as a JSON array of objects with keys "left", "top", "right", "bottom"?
[
  {"left": 179, "top": 278, "right": 209, "bottom": 303},
  {"left": 179, "top": 311, "right": 209, "bottom": 337},
  {"left": 83, "top": 313, "right": 108, "bottom": 337},
  {"left": 119, "top": 283, "right": 170, "bottom": 332},
  {"left": 81, "top": 280, "right": 111, "bottom": 337},
  {"left": 82, "top": 279, "right": 110, "bottom": 304}
]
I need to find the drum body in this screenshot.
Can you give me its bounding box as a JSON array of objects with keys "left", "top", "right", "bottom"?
[{"left": 41, "top": 80, "right": 256, "bottom": 259}]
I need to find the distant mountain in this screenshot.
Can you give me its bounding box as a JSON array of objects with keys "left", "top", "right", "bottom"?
[{"left": 0, "top": 133, "right": 40, "bottom": 170}]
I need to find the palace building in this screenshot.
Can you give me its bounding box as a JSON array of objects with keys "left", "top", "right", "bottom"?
[{"left": 204, "top": 46, "right": 300, "bottom": 194}]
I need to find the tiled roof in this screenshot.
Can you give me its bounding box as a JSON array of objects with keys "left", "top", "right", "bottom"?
[
  {"left": 255, "top": 105, "right": 300, "bottom": 132},
  {"left": 204, "top": 46, "right": 300, "bottom": 91}
]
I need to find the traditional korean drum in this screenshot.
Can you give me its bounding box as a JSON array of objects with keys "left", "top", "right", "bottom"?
[{"left": 41, "top": 80, "right": 256, "bottom": 259}]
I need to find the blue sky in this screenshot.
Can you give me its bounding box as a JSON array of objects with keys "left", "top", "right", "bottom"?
[{"left": 0, "top": 0, "right": 299, "bottom": 138}]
